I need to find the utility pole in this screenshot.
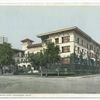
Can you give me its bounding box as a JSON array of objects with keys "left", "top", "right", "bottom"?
[
  {"left": 0, "top": 35, "right": 8, "bottom": 44},
  {"left": 3, "top": 35, "right": 4, "bottom": 43}
]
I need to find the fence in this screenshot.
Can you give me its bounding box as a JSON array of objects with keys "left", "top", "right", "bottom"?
[
  {"left": 13, "top": 62, "right": 100, "bottom": 76},
  {"left": 40, "top": 63, "right": 100, "bottom": 76}
]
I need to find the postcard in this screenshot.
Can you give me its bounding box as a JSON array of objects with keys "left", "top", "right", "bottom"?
[{"left": 0, "top": 0, "right": 100, "bottom": 98}]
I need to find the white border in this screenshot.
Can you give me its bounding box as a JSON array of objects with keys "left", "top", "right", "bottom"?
[
  {"left": 0, "top": 0, "right": 100, "bottom": 6},
  {"left": 0, "top": 0, "right": 100, "bottom": 98},
  {"left": 0, "top": 94, "right": 100, "bottom": 98}
]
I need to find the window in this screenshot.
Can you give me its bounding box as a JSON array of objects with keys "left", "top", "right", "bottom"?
[
  {"left": 62, "top": 46, "right": 70, "bottom": 53},
  {"left": 77, "top": 38, "right": 80, "bottom": 44},
  {"left": 78, "top": 47, "right": 80, "bottom": 53},
  {"left": 17, "top": 59, "right": 19, "bottom": 63},
  {"left": 87, "top": 51, "right": 89, "bottom": 56},
  {"left": 21, "top": 59, "right": 23, "bottom": 63},
  {"left": 96, "top": 49, "right": 99, "bottom": 54},
  {"left": 55, "top": 38, "right": 59, "bottom": 44},
  {"left": 62, "top": 57, "right": 70, "bottom": 64},
  {"left": 90, "top": 45, "right": 91, "bottom": 50},
  {"left": 19, "top": 52, "right": 22, "bottom": 57},
  {"left": 92, "top": 46, "right": 93, "bottom": 50},
  {"left": 90, "top": 45, "right": 93, "bottom": 50},
  {"left": 74, "top": 46, "right": 77, "bottom": 51},
  {"left": 82, "top": 49, "right": 84, "bottom": 53},
  {"left": 87, "top": 44, "right": 88, "bottom": 49},
  {"left": 81, "top": 40, "right": 83, "bottom": 46},
  {"left": 97, "top": 49, "right": 99, "bottom": 52},
  {"left": 46, "top": 39, "right": 52, "bottom": 43},
  {"left": 91, "top": 53, "right": 93, "bottom": 58},
  {"left": 62, "top": 36, "right": 70, "bottom": 43},
  {"left": 94, "top": 48, "right": 96, "bottom": 52}
]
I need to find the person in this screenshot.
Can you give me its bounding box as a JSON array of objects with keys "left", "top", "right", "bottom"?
[
  {"left": 39, "top": 66, "right": 43, "bottom": 77},
  {"left": 1, "top": 65, "right": 3, "bottom": 74}
]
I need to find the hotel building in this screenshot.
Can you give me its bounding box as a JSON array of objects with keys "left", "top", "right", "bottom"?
[{"left": 21, "top": 26, "right": 100, "bottom": 65}]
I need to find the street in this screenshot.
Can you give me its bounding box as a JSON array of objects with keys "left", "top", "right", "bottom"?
[{"left": 0, "top": 74, "right": 100, "bottom": 93}]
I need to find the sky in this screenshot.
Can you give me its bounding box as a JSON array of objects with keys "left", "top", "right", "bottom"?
[{"left": 0, "top": 6, "right": 100, "bottom": 49}]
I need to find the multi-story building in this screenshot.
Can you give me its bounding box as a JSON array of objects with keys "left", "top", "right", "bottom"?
[
  {"left": 13, "top": 48, "right": 24, "bottom": 65},
  {"left": 16, "top": 39, "right": 43, "bottom": 70},
  {"left": 21, "top": 38, "right": 43, "bottom": 55},
  {"left": 37, "top": 26, "right": 100, "bottom": 64},
  {"left": 21, "top": 26, "right": 100, "bottom": 65}
]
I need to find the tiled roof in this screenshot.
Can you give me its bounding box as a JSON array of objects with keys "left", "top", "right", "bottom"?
[
  {"left": 37, "top": 26, "right": 100, "bottom": 46},
  {"left": 21, "top": 38, "right": 34, "bottom": 42},
  {"left": 13, "top": 48, "right": 24, "bottom": 52},
  {"left": 27, "top": 43, "right": 42, "bottom": 48},
  {"left": 37, "top": 26, "right": 77, "bottom": 37}
]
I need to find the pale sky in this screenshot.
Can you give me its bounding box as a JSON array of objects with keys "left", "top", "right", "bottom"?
[{"left": 0, "top": 6, "right": 100, "bottom": 49}]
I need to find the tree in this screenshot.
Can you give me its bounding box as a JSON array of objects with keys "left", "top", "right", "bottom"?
[
  {"left": 79, "top": 51, "right": 83, "bottom": 64},
  {"left": 29, "top": 52, "right": 43, "bottom": 70},
  {"left": 45, "top": 42, "right": 60, "bottom": 64},
  {"left": 0, "top": 43, "right": 14, "bottom": 74},
  {"left": 29, "top": 42, "right": 61, "bottom": 76},
  {"left": 70, "top": 53, "right": 78, "bottom": 64},
  {"left": 29, "top": 42, "right": 60, "bottom": 67},
  {"left": 44, "top": 42, "right": 60, "bottom": 76}
]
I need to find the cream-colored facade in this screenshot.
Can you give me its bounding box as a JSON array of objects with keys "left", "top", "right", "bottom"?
[
  {"left": 18, "top": 39, "right": 43, "bottom": 70},
  {"left": 20, "top": 26, "right": 100, "bottom": 64},
  {"left": 25, "top": 43, "right": 43, "bottom": 54},
  {"left": 42, "top": 31, "right": 75, "bottom": 58},
  {"left": 37, "top": 26, "right": 100, "bottom": 63}
]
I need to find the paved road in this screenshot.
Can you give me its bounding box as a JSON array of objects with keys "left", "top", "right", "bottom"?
[{"left": 0, "top": 74, "right": 100, "bottom": 93}]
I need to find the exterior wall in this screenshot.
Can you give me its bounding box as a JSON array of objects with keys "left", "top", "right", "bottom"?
[
  {"left": 40, "top": 30, "right": 100, "bottom": 63},
  {"left": 74, "top": 31, "right": 100, "bottom": 61},
  {"left": 22, "top": 41, "right": 32, "bottom": 51},
  {"left": 20, "top": 28, "right": 100, "bottom": 65},
  {"left": 13, "top": 51, "right": 24, "bottom": 64},
  {"left": 74, "top": 32, "right": 89, "bottom": 59},
  {"left": 41, "top": 31, "right": 75, "bottom": 58},
  {"left": 25, "top": 46, "right": 43, "bottom": 54},
  {"left": 18, "top": 62, "right": 32, "bottom": 68},
  {"left": 19, "top": 43, "right": 43, "bottom": 69}
]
